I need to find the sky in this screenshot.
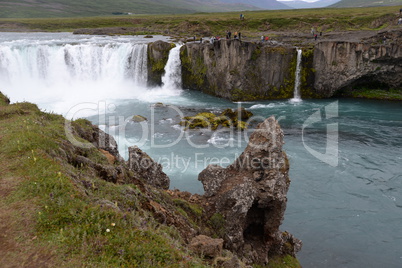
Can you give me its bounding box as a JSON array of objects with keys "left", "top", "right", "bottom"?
[{"left": 279, "top": 0, "right": 319, "bottom": 2}]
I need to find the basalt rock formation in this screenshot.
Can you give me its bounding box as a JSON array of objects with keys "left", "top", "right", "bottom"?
[
  {"left": 198, "top": 116, "right": 302, "bottom": 264},
  {"left": 127, "top": 146, "right": 170, "bottom": 190},
  {"left": 314, "top": 33, "right": 402, "bottom": 96},
  {"left": 147, "top": 40, "right": 174, "bottom": 86},
  {"left": 180, "top": 40, "right": 297, "bottom": 101},
  {"left": 149, "top": 30, "right": 401, "bottom": 101}
]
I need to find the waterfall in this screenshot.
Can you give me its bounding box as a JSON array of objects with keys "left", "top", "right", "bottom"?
[
  {"left": 0, "top": 41, "right": 149, "bottom": 113},
  {"left": 161, "top": 44, "right": 183, "bottom": 90},
  {"left": 291, "top": 48, "right": 302, "bottom": 102},
  {"left": 0, "top": 43, "right": 148, "bottom": 85}
]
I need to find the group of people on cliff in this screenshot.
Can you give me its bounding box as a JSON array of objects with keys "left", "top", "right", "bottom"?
[{"left": 226, "top": 30, "right": 241, "bottom": 40}]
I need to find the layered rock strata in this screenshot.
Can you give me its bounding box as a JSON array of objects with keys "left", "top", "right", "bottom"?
[
  {"left": 199, "top": 116, "right": 301, "bottom": 264},
  {"left": 180, "top": 40, "right": 297, "bottom": 101}
]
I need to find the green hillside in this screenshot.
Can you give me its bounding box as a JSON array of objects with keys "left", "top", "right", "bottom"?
[
  {"left": 0, "top": 6, "right": 398, "bottom": 35},
  {"left": 331, "top": 0, "right": 402, "bottom": 8},
  {"left": 0, "top": 0, "right": 255, "bottom": 18}
]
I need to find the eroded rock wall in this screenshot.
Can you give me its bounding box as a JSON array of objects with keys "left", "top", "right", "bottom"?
[
  {"left": 175, "top": 33, "right": 402, "bottom": 100},
  {"left": 313, "top": 41, "right": 402, "bottom": 96},
  {"left": 198, "top": 116, "right": 301, "bottom": 265},
  {"left": 147, "top": 40, "right": 174, "bottom": 86},
  {"left": 181, "top": 40, "right": 297, "bottom": 101}
]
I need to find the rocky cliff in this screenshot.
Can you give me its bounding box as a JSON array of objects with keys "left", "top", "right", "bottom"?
[
  {"left": 199, "top": 116, "right": 301, "bottom": 265},
  {"left": 180, "top": 40, "right": 299, "bottom": 101},
  {"left": 145, "top": 30, "right": 402, "bottom": 100},
  {"left": 314, "top": 40, "right": 402, "bottom": 96},
  {"left": 147, "top": 40, "right": 174, "bottom": 86}
]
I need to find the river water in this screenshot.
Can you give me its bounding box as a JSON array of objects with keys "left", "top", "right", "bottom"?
[{"left": 1, "top": 32, "right": 401, "bottom": 268}]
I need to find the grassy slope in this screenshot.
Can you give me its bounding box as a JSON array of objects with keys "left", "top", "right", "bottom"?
[
  {"left": 0, "top": 94, "right": 204, "bottom": 267},
  {"left": 0, "top": 6, "right": 399, "bottom": 36},
  {"left": 0, "top": 92, "right": 301, "bottom": 267},
  {"left": 332, "top": 0, "right": 402, "bottom": 7},
  {"left": 0, "top": 0, "right": 254, "bottom": 18}
]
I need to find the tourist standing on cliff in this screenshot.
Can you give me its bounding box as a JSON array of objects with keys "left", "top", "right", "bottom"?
[
  {"left": 399, "top": 18, "right": 402, "bottom": 25},
  {"left": 238, "top": 32, "right": 241, "bottom": 40}
]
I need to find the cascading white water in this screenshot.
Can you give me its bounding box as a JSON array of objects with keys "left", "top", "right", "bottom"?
[
  {"left": 291, "top": 48, "right": 302, "bottom": 102},
  {"left": 161, "top": 44, "right": 183, "bottom": 90},
  {"left": 0, "top": 43, "right": 148, "bottom": 85},
  {"left": 0, "top": 36, "right": 149, "bottom": 113}
]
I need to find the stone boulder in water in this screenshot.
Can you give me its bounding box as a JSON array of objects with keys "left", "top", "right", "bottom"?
[
  {"left": 198, "top": 116, "right": 301, "bottom": 264},
  {"left": 179, "top": 108, "right": 253, "bottom": 131}
]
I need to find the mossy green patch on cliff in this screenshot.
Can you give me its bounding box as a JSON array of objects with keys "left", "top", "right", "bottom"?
[
  {"left": 208, "top": 213, "right": 226, "bottom": 238},
  {"left": 147, "top": 42, "right": 175, "bottom": 86},
  {"left": 300, "top": 46, "right": 321, "bottom": 99},
  {"left": 180, "top": 45, "right": 209, "bottom": 91},
  {"left": 0, "top": 92, "right": 10, "bottom": 106},
  {"left": 263, "top": 255, "right": 301, "bottom": 268},
  {"left": 251, "top": 47, "right": 262, "bottom": 61},
  {"left": 173, "top": 199, "right": 203, "bottom": 228},
  {"left": 231, "top": 87, "right": 264, "bottom": 101},
  {"left": 338, "top": 88, "right": 402, "bottom": 100}
]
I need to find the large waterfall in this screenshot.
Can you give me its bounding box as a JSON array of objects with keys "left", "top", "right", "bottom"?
[{"left": 0, "top": 33, "right": 177, "bottom": 114}]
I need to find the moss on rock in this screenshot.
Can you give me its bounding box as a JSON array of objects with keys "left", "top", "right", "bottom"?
[
  {"left": 0, "top": 92, "right": 10, "bottom": 106},
  {"left": 147, "top": 41, "right": 175, "bottom": 86},
  {"left": 132, "top": 115, "right": 147, "bottom": 122},
  {"left": 180, "top": 108, "right": 253, "bottom": 131}
]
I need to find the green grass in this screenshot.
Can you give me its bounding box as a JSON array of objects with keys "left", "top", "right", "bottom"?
[
  {"left": 0, "top": 6, "right": 400, "bottom": 37},
  {"left": 332, "top": 0, "right": 402, "bottom": 8},
  {"left": 0, "top": 0, "right": 254, "bottom": 18},
  {"left": 0, "top": 95, "right": 207, "bottom": 267},
  {"left": 342, "top": 88, "right": 402, "bottom": 100}
]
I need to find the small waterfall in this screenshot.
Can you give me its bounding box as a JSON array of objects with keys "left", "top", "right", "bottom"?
[
  {"left": 291, "top": 48, "right": 302, "bottom": 102},
  {"left": 161, "top": 44, "right": 183, "bottom": 90}
]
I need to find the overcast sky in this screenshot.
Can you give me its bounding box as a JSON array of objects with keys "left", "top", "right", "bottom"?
[{"left": 279, "top": 0, "right": 320, "bottom": 2}]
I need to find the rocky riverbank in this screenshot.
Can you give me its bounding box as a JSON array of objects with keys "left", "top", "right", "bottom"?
[{"left": 0, "top": 91, "right": 300, "bottom": 267}]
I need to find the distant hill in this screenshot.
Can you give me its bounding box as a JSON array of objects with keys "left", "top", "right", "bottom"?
[
  {"left": 219, "top": 0, "right": 292, "bottom": 10},
  {"left": 331, "top": 0, "right": 402, "bottom": 8},
  {"left": 0, "top": 0, "right": 257, "bottom": 18},
  {"left": 278, "top": 0, "right": 341, "bottom": 9}
]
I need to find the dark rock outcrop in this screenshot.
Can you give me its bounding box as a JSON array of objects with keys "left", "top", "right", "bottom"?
[
  {"left": 127, "top": 146, "right": 170, "bottom": 190},
  {"left": 198, "top": 116, "right": 301, "bottom": 264},
  {"left": 174, "top": 30, "right": 402, "bottom": 100},
  {"left": 180, "top": 40, "right": 296, "bottom": 101},
  {"left": 314, "top": 40, "right": 402, "bottom": 96},
  {"left": 147, "top": 40, "right": 174, "bottom": 86}
]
